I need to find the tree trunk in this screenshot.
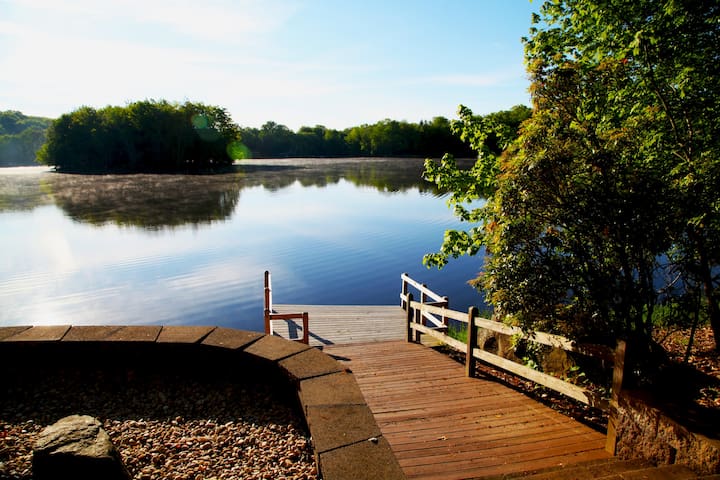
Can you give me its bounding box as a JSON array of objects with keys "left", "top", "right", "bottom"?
[
  {"left": 696, "top": 239, "right": 720, "bottom": 351},
  {"left": 702, "top": 279, "right": 720, "bottom": 352}
]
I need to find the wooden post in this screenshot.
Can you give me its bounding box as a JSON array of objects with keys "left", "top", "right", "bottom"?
[
  {"left": 401, "top": 273, "right": 409, "bottom": 310},
  {"left": 301, "top": 312, "right": 309, "bottom": 345},
  {"left": 442, "top": 296, "right": 449, "bottom": 327},
  {"left": 420, "top": 284, "right": 428, "bottom": 328},
  {"left": 264, "top": 271, "right": 272, "bottom": 335},
  {"left": 406, "top": 293, "right": 414, "bottom": 342},
  {"left": 605, "top": 339, "right": 627, "bottom": 454},
  {"left": 465, "top": 306, "right": 478, "bottom": 378},
  {"left": 415, "top": 307, "right": 424, "bottom": 342}
]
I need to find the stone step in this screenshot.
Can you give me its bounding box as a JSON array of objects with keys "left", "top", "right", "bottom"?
[
  {"left": 620, "top": 464, "right": 703, "bottom": 480},
  {"left": 500, "top": 457, "right": 703, "bottom": 479}
]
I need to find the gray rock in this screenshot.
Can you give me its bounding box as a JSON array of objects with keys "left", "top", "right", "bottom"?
[{"left": 33, "top": 414, "right": 130, "bottom": 480}]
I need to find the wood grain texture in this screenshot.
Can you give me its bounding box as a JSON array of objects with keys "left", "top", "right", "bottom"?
[
  {"left": 270, "top": 304, "right": 407, "bottom": 346},
  {"left": 324, "top": 341, "right": 611, "bottom": 480}
]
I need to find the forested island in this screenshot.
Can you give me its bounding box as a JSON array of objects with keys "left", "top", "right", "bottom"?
[{"left": 2, "top": 102, "right": 529, "bottom": 173}]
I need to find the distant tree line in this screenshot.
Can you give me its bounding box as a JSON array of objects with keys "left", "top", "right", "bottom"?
[
  {"left": 0, "top": 111, "right": 52, "bottom": 167},
  {"left": 38, "top": 101, "right": 242, "bottom": 173},
  {"left": 30, "top": 101, "right": 530, "bottom": 172},
  {"left": 239, "top": 118, "right": 473, "bottom": 158},
  {"left": 238, "top": 106, "right": 530, "bottom": 159}
]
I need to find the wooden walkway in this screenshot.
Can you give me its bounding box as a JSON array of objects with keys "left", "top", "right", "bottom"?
[
  {"left": 270, "top": 304, "right": 407, "bottom": 347},
  {"left": 269, "top": 302, "right": 611, "bottom": 478},
  {"left": 323, "top": 340, "right": 611, "bottom": 480}
]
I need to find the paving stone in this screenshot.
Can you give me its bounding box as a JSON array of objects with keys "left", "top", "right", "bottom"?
[
  {"left": 103, "top": 326, "right": 161, "bottom": 342},
  {"left": 156, "top": 326, "right": 216, "bottom": 344},
  {"left": 62, "top": 326, "right": 125, "bottom": 342},
  {"left": 298, "top": 371, "right": 366, "bottom": 408},
  {"left": 318, "top": 436, "right": 405, "bottom": 480},
  {"left": 0, "top": 326, "right": 31, "bottom": 341},
  {"left": 3, "top": 325, "right": 70, "bottom": 342},
  {"left": 243, "top": 334, "right": 312, "bottom": 362},
  {"left": 586, "top": 458, "right": 654, "bottom": 477},
  {"left": 305, "top": 404, "right": 381, "bottom": 454},
  {"left": 279, "top": 347, "right": 344, "bottom": 381},
  {"left": 201, "top": 327, "right": 263, "bottom": 350},
  {"left": 622, "top": 464, "right": 698, "bottom": 480}
]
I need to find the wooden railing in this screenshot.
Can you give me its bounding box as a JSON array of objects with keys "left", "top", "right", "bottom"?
[
  {"left": 400, "top": 273, "right": 450, "bottom": 331},
  {"left": 264, "top": 271, "right": 309, "bottom": 344},
  {"left": 400, "top": 273, "right": 628, "bottom": 453}
]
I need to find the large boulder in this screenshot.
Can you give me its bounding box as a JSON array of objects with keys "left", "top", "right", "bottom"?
[{"left": 33, "top": 414, "right": 130, "bottom": 480}]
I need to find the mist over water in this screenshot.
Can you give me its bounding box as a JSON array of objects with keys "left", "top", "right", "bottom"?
[{"left": 0, "top": 158, "right": 484, "bottom": 331}]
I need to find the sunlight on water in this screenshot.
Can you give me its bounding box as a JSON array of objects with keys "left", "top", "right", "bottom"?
[{"left": 0, "top": 159, "right": 484, "bottom": 331}]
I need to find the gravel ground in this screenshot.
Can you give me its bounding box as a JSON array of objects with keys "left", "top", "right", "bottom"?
[{"left": 0, "top": 367, "right": 317, "bottom": 480}]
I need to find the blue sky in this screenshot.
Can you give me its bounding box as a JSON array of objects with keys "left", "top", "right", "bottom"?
[{"left": 0, "top": 0, "right": 539, "bottom": 130}]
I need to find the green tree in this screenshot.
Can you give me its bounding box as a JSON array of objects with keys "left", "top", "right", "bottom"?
[
  {"left": 483, "top": 62, "right": 675, "bottom": 342},
  {"left": 37, "top": 106, "right": 108, "bottom": 172},
  {"left": 258, "top": 121, "right": 295, "bottom": 157},
  {"left": 38, "top": 101, "right": 241, "bottom": 173},
  {"left": 425, "top": 0, "right": 720, "bottom": 349},
  {"left": 345, "top": 124, "right": 374, "bottom": 155},
  {"left": 523, "top": 0, "right": 720, "bottom": 347},
  {"left": 237, "top": 117, "right": 473, "bottom": 159},
  {"left": 296, "top": 125, "right": 329, "bottom": 156},
  {"left": 423, "top": 104, "right": 529, "bottom": 268},
  {"left": 482, "top": 105, "right": 531, "bottom": 155}
]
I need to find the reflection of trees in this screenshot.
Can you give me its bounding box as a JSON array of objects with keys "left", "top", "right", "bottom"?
[
  {"left": 0, "top": 171, "right": 54, "bottom": 212},
  {"left": 0, "top": 158, "right": 475, "bottom": 228},
  {"left": 237, "top": 158, "right": 468, "bottom": 195},
  {"left": 47, "top": 173, "right": 242, "bottom": 229}
]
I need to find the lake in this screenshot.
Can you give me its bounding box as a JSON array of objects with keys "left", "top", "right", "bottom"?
[{"left": 0, "top": 158, "right": 484, "bottom": 332}]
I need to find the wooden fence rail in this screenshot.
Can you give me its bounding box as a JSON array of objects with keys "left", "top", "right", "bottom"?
[{"left": 400, "top": 273, "right": 623, "bottom": 415}]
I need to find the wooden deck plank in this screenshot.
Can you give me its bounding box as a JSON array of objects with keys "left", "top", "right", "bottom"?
[
  {"left": 387, "top": 424, "right": 600, "bottom": 453},
  {"left": 380, "top": 413, "right": 589, "bottom": 439},
  {"left": 401, "top": 448, "right": 612, "bottom": 480},
  {"left": 324, "top": 340, "right": 611, "bottom": 480},
  {"left": 270, "top": 304, "right": 407, "bottom": 346}
]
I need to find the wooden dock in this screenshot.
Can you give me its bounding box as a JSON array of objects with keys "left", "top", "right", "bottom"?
[
  {"left": 264, "top": 272, "right": 618, "bottom": 479},
  {"left": 269, "top": 304, "right": 407, "bottom": 347},
  {"left": 324, "top": 340, "right": 611, "bottom": 479}
]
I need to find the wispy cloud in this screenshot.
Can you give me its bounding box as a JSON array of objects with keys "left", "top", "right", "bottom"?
[
  {"left": 4, "top": 0, "right": 299, "bottom": 43},
  {"left": 0, "top": 0, "right": 359, "bottom": 117},
  {"left": 420, "top": 71, "right": 525, "bottom": 88}
]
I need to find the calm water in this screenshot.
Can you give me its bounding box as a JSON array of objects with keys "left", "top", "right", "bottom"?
[{"left": 0, "top": 158, "right": 484, "bottom": 331}]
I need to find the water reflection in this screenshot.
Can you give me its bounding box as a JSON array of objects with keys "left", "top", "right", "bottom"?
[
  {"left": 0, "top": 158, "right": 451, "bottom": 229},
  {"left": 237, "top": 157, "right": 446, "bottom": 194},
  {"left": 46, "top": 174, "right": 242, "bottom": 229},
  {"left": 0, "top": 167, "right": 54, "bottom": 212},
  {"left": 0, "top": 159, "right": 484, "bottom": 330}
]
